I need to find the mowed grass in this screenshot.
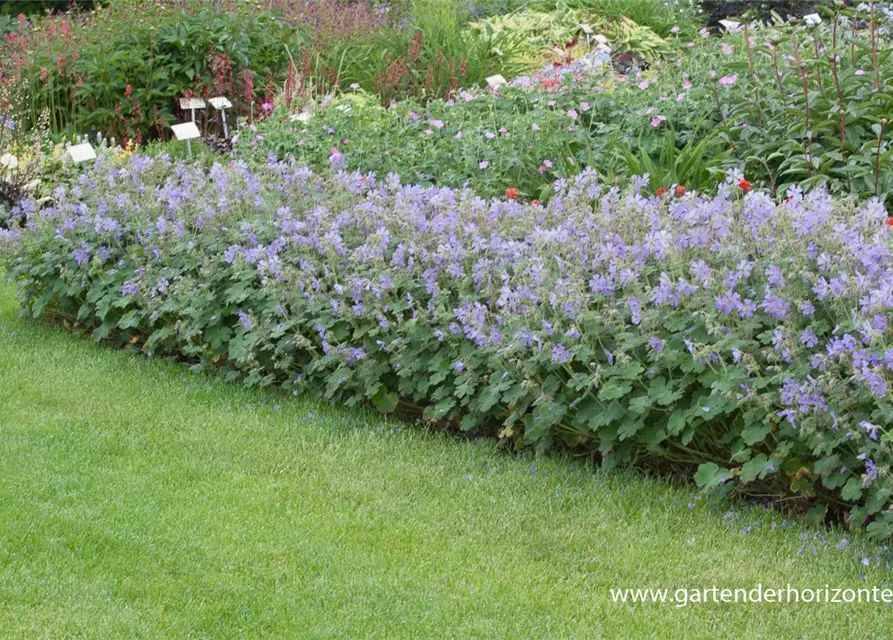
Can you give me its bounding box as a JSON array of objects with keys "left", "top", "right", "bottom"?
[{"left": 0, "top": 281, "right": 891, "bottom": 639}]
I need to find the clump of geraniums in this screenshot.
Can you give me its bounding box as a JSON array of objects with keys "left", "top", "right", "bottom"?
[{"left": 4, "top": 159, "right": 893, "bottom": 538}]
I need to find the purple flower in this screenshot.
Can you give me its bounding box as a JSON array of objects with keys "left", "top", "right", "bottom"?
[{"left": 552, "top": 344, "right": 570, "bottom": 363}]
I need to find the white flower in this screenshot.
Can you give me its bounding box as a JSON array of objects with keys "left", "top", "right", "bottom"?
[{"left": 804, "top": 13, "right": 822, "bottom": 26}]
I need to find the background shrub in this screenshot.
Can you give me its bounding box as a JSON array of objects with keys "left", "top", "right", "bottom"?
[{"left": 0, "top": 1, "right": 98, "bottom": 16}]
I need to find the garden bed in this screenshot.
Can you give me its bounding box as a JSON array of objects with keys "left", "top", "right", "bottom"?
[{"left": 2, "top": 153, "right": 892, "bottom": 538}]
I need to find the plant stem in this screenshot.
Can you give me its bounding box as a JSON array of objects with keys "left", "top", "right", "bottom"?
[
  {"left": 790, "top": 33, "right": 813, "bottom": 176},
  {"left": 875, "top": 120, "right": 885, "bottom": 196}
]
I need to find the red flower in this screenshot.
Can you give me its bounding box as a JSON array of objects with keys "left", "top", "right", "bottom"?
[
  {"left": 675, "top": 185, "right": 686, "bottom": 197},
  {"left": 656, "top": 187, "right": 667, "bottom": 197},
  {"left": 886, "top": 216, "right": 893, "bottom": 227},
  {"left": 532, "top": 199, "right": 540, "bottom": 206},
  {"left": 738, "top": 178, "right": 751, "bottom": 193},
  {"left": 125, "top": 85, "right": 133, "bottom": 98},
  {"left": 505, "top": 188, "right": 518, "bottom": 200}
]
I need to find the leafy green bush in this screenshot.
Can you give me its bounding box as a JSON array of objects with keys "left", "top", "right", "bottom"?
[
  {"left": 4, "top": 155, "right": 893, "bottom": 538},
  {"left": 0, "top": 0, "right": 371, "bottom": 141},
  {"left": 0, "top": 0, "right": 98, "bottom": 16}
]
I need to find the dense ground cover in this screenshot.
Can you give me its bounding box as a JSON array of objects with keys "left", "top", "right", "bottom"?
[
  {"left": 3, "top": 152, "right": 893, "bottom": 538},
  {"left": 1, "top": 281, "right": 891, "bottom": 638}
]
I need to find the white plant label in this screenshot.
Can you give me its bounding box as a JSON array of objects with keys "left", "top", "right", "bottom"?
[
  {"left": 718, "top": 19, "right": 740, "bottom": 32},
  {"left": 171, "top": 122, "right": 201, "bottom": 141},
  {"left": 179, "top": 98, "right": 207, "bottom": 110},
  {"left": 209, "top": 97, "right": 232, "bottom": 110},
  {"left": 68, "top": 143, "right": 97, "bottom": 163},
  {"left": 485, "top": 74, "right": 507, "bottom": 88},
  {"left": 0, "top": 152, "right": 18, "bottom": 170}
]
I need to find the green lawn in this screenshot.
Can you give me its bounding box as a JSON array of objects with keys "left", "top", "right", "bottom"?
[{"left": 0, "top": 281, "right": 890, "bottom": 638}]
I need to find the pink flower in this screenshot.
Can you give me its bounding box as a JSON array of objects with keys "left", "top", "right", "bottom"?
[
  {"left": 638, "top": 80, "right": 650, "bottom": 90},
  {"left": 645, "top": 107, "right": 655, "bottom": 115},
  {"left": 543, "top": 159, "right": 553, "bottom": 168},
  {"left": 479, "top": 160, "right": 489, "bottom": 169},
  {"left": 455, "top": 131, "right": 463, "bottom": 139},
  {"left": 719, "top": 74, "right": 737, "bottom": 86},
  {"left": 485, "top": 131, "right": 496, "bottom": 139},
  {"left": 676, "top": 93, "right": 686, "bottom": 101},
  {"left": 567, "top": 109, "right": 578, "bottom": 120},
  {"left": 650, "top": 115, "right": 667, "bottom": 127},
  {"left": 671, "top": 25, "right": 680, "bottom": 33},
  {"left": 531, "top": 123, "right": 541, "bottom": 131},
  {"left": 659, "top": 95, "right": 668, "bottom": 101},
  {"left": 721, "top": 44, "right": 733, "bottom": 55},
  {"left": 428, "top": 119, "right": 444, "bottom": 128},
  {"left": 408, "top": 112, "right": 420, "bottom": 120},
  {"left": 581, "top": 101, "right": 590, "bottom": 112},
  {"left": 686, "top": 41, "right": 694, "bottom": 48},
  {"left": 856, "top": 69, "right": 867, "bottom": 75},
  {"left": 423, "top": 129, "right": 433, "bottom": 135},
  {"left": 699, "top": 27, "right": 709, "bottom": 38},
  {"left": 683, "top": 79, "right": 692, "bottom": 89}
]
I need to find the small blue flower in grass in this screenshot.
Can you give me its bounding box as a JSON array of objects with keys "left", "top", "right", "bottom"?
[
  {"left": 237, "top": 311, "right": 252, "bottom": 331},
  {"left": 838, "top": 538, "right": 849, "bottom": 550}
]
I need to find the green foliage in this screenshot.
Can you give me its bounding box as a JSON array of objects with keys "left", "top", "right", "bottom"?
[
  {"left": 0, "top": 1, "right": 98, "bottom": 16},
  {"left": 721, "top": 11, "right": 893, "bottom": 203},
  {"left": 237, "top": 75, "right": 730, "bottom": 198},
  {"left": 238, "top": 88, "right": 603, "bottom": 199},
  {"left": 2, "top": 0, "right": 304, "bottom": 142},
  {"left": 529, "top": 0, "right": 702, "bottom": 38}
]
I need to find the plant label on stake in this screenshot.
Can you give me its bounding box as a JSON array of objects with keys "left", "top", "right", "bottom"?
[
  {"left": 68, "top": 143, "right": 96, "bottom": 164},
  {"left": 179, "top": 97, "right": 207, "bottom": 128},
  {"left": 209, "top": 97, "right": 232, "bottom": 138},
  {"left": 0, "top": 152, "right": 18, "bottom": 172},
  {"left": 485, "top": 75, "right": 507, "bottom": 89},
  {"left": 171, "top": 122, "right": 201, "bottom": 159}
]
